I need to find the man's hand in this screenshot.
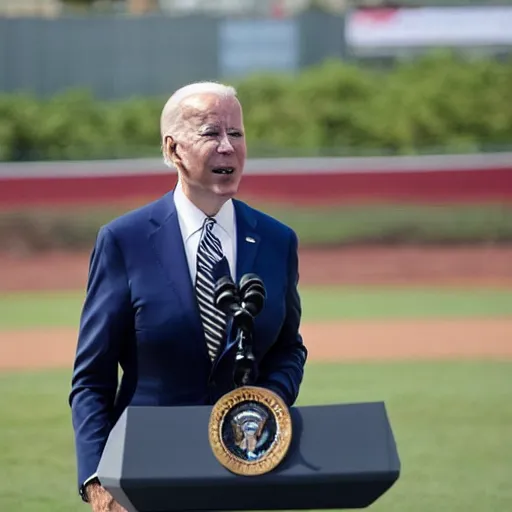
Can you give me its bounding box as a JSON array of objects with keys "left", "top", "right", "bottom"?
[{"left": 86, "top": 482, "right": 127, "bottom": 512}]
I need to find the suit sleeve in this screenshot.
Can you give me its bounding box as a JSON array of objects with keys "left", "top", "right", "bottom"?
[
  {"left": 256, "top": 229, "right": 308, "bottom": 406},
  {"left": 68, "top": 225, "right": 133, "bottom": 492}
]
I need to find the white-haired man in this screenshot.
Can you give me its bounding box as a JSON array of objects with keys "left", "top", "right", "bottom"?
[{"left": 69, "top": 82, "right": 308, "bottom": 511}]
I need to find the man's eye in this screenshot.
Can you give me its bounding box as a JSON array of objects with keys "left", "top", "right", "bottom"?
[
  {"left": 202, "top": 131, "right": 218, "bottom": 137},
  {"left": 229, "top": 131, "right": 243, "bottom": 137}
]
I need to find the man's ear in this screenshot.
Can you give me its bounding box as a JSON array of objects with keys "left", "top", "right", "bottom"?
[
  {"left": 164, "top": 135, "right": 180, "bottom": 167},
  {"left": 164, "top": 135, "right": 176, "bottom": 154}
]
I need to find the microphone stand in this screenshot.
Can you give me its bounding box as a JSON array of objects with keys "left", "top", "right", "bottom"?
[
  {"left": 214, "top": 273, "right": 266, "bottom": 389},
  {"left": 231, "top": 307, "right": 257, "bottom": 388}
]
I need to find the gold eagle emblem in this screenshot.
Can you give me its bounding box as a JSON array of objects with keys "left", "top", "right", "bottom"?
[{"left": 208, "top": 386, "right": 292, "bottom": 476}]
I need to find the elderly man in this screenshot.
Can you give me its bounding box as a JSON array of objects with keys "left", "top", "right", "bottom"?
[{"left": 69, "top": 82, "right": 307, "bottom": 511}]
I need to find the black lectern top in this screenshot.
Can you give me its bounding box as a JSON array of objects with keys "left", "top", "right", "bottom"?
[{"left": 97, "top": 401, "right": 400, "bottom": 511}]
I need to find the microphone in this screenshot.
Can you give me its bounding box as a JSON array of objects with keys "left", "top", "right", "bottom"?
[
  {"left": 213, "top": 267, "right": 266, "bottom": 388},
  {"left": 213, "top": 256, "right": 239, "bottom": 315},
  {"left": 232, "top": 273, "right": 266, "bottom": 387},
  {"left": 214, "top": 275, "right": 239, "bottom": 316},
  {"left": 239, "top": 273, "right": 266, "bottom": 318}
]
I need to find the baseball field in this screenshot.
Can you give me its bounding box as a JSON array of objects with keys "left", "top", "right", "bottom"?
[{"left": 1, "top": 244, "right": 511, "bottom": 512}]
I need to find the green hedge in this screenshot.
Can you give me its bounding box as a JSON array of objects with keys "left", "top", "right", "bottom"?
[
  {"left": 1, "top": 203, "right": 511, "bottom": 254},
  {"left": 1, "top": 50, "right": 512, "bottom": 161}
]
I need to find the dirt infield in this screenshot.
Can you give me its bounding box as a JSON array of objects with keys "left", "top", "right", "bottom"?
[
  {"left": 1, "top": 245, "right": 512, "bottom": 291},
  {"left": 1, "top": 318, "right": 511, "bottom": 371},
  {"left": 1, "top": 245, "right": 512, "bottom": 371}
]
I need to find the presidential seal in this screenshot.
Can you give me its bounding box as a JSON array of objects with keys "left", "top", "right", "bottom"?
[{"left": 208, "top": 386, "right": 292, "bottom": 476}]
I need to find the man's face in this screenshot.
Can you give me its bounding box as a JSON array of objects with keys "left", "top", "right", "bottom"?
[{"left": 166, "top": 93, "right": 247, "bottom": 203}]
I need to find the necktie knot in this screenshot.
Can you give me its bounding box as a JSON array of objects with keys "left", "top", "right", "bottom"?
[{"left": 204, "top": 217, "right": 216, "bottom": 230}]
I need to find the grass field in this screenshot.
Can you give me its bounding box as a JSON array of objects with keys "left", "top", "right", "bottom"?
[
  {"left": 3, "top": 203, "right": 512, "bottom": 250},
  {"left": 2, "top": 286, "right": 512, "bottom": 329},
  {"left": 1, "top": 286, "right": 511, "bottom": 511},
  {"left": 1, "top": 362, "right": 511, "bottom": 512}
]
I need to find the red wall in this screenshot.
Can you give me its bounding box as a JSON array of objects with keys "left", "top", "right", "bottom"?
[
  {"left": 0, "top": 168, "right": 511, "bottom": 210},
  {"left": 1, "top": 153, "right": 511, "bottom": 210}
]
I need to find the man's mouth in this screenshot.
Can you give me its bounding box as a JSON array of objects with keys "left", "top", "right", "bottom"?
[{"left": 212, "top": 167, "right": 234, "bottom": 175}]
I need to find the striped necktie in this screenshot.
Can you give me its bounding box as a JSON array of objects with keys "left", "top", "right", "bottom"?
[{"left": 195, "top": 217, "right": 228, "bottom": 361}]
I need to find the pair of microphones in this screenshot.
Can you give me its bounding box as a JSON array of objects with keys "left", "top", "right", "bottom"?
[{"left": 214, "top": 272, "right": 266, "bottom": 388}]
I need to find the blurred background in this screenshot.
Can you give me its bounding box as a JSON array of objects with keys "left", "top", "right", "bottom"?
[{"left": 0, "top": 1, "right": 511, "bottom": 511}]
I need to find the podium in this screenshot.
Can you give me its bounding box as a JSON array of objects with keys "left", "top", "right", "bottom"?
[{"left": 97, "top": 400, "right": 401, "bottom": 511}]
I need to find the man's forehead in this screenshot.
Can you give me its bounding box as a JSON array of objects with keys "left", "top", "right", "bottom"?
[
  {"left": 180, "top": 94, "right": 242, "bottom": 124},
  {"left": 182, "top": 107, "right": 219, "bottom": 124}
]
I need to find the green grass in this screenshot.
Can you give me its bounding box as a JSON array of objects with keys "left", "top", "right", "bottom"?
[
  {"left": 260, "top": 203, "right": 512, "bottom": 246},
  {"left": 1, "top": 281, "right": 510, "bottom": 509},
  {"left": 2, "top": 203, "right": 512, "bottom": 253},
  {"left": 0, "top": 361, "right": 510, "bottom": 511},
  {"left": 1, "top": 286, "right": 512, "bottom": 330},
  {"left": 300, "top": 286, "right": 512, "bottom": 321},
  {"left": 0, "top": 291, "right": 84, "bottom": 329}
]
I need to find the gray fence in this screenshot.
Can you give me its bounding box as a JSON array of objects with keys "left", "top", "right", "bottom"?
[{"left": 0, "top": 11, "right": 346, "bottom": 100}]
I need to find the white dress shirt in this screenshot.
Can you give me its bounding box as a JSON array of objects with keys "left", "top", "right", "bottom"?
[{"left": 173, "top": 180, "right": 237, "bottom": 282}]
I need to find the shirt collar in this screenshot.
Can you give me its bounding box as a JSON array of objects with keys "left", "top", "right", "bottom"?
[{"left": 173, "top": 180, "right": 235, "bottom": 242}]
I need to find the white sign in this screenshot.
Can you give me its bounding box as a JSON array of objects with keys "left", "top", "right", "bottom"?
[{"left": 346, "top": 7, "right": 512, "bottom": 48}]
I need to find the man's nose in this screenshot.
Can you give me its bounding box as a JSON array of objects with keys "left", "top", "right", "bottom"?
[{"left": 217, "top": 134, "right": 235, "bottom": 154}]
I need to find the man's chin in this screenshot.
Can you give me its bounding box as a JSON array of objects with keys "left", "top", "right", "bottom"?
[{"left": 211, "top": 181, "right": 240, "bottom": 198}]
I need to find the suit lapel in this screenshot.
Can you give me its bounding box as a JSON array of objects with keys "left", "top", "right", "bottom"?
[
  {"left": 234, "top": 199, "right": 260, "bottom": 283},
  {"left": 148, "top": 191, "right": 208, "bottom": 360}
]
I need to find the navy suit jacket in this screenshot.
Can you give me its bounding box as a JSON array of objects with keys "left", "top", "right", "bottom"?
[{"left": 68, "top": 190, "right": 307, "bottom": 490}]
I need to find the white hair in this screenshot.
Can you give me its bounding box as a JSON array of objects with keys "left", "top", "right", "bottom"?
[{"left": 160, "top": 81, "right": 238, "bottom": 168}]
